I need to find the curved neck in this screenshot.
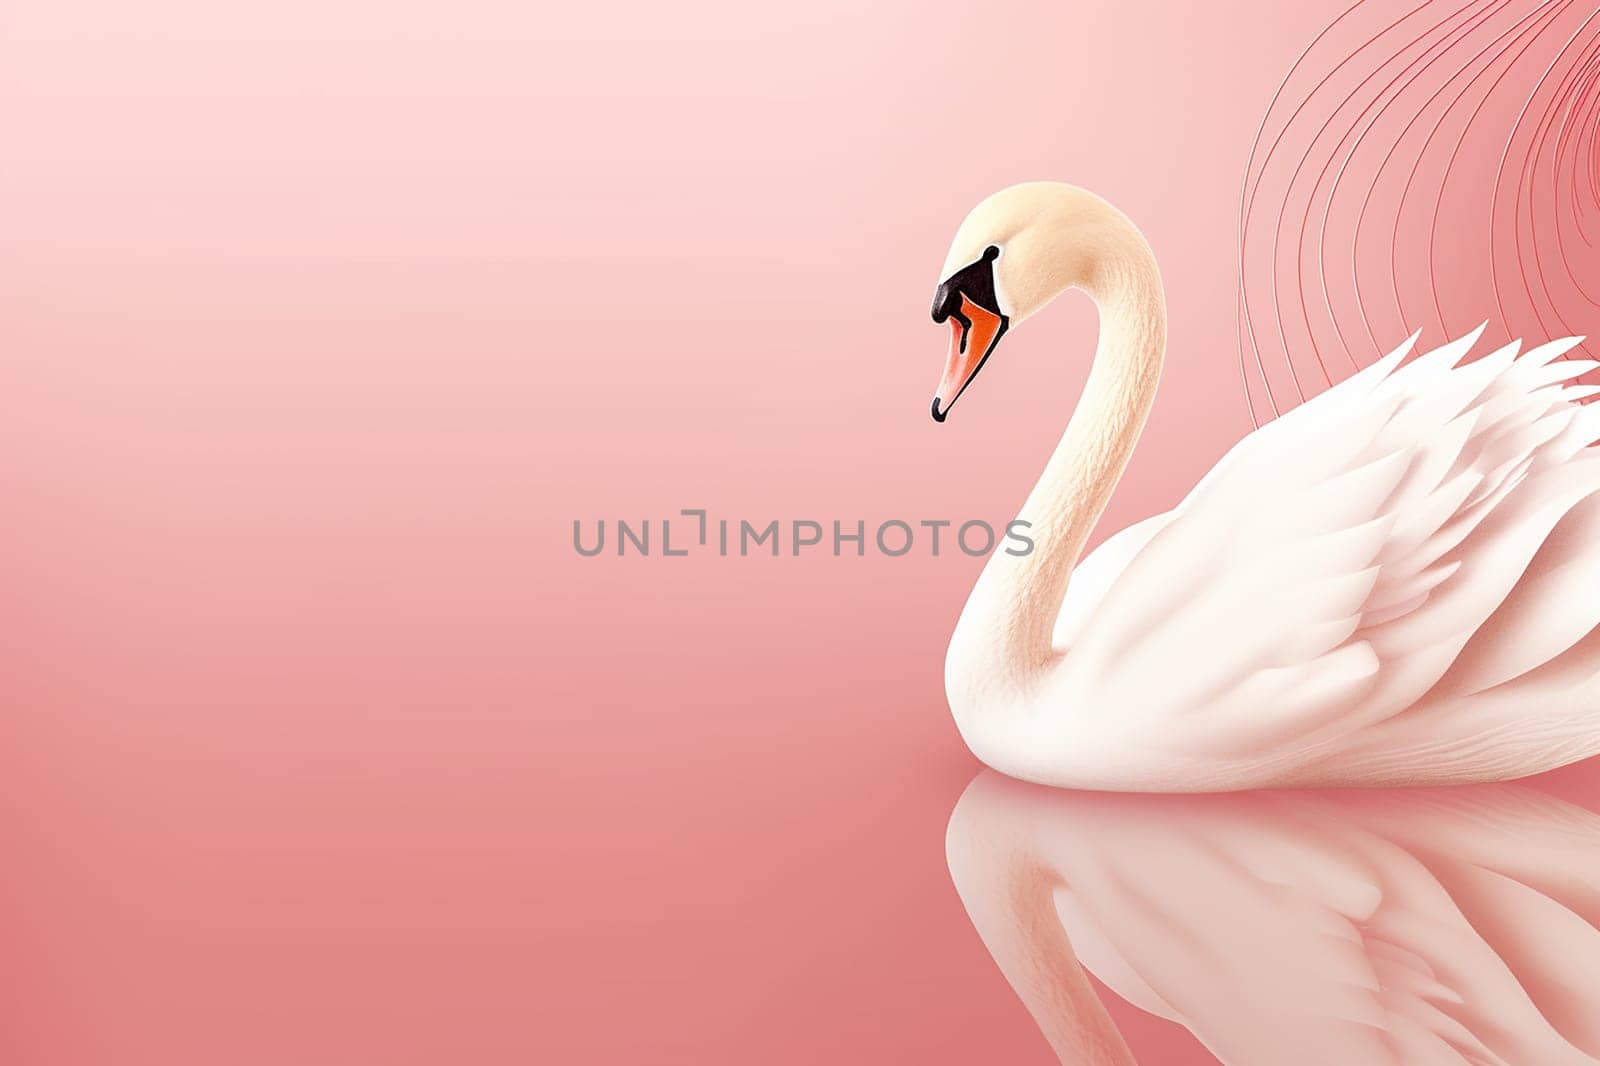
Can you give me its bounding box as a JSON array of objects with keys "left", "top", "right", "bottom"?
[
  {"left": 949, "top": 803, "right": 1139, "bottom": 1066},
  {"left": 993, "top": 869, "right": 1140, "bottom": 1066},
  {"left": 949, "top": 207, "right": 1166, "bottom": 705}
]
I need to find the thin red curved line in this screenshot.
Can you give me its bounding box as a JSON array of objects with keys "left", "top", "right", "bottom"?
[
  {"left": 1258, "top": 1, "right": 1440, "bottom": 408},
  {"left": 1238, "top": 0, "right": 1600, "bottom": 418},
  {"left": 1237, "top": 0, "right": 1390, "bottom": 425},
  {"left": 1560, "top": 46, "right": 1600, "bottom": 248},
  {"left": 1515, "top": 10, "right": 1600, "bottom": 348},
  {"left": 1341, "top": 0, "right": 1555, "bottom": 348},
  {"left": 1514, "top": 10, "right": 1599, "bottom": 350},
  {"left": 1398, "top": 0, "right": 1564, "bottom": 343},
  {"left": 1514, "top": 8, "right": 1596, "bottom": 334},
  {"left": 1489, "top": 2, "right": 1589, "bottom": 347},
  {"left": 1297, "top": 0, "right": 1498, "bottom": 375},
  {"left": 1563, "top": 48, "right": 1600, "bottom": 254},
  {"left": 1552, "top": 44, "right": 1600, "bottom": 254},
  {"left": 1331, "top": 0, "right": 1514, "bottom": 355}
]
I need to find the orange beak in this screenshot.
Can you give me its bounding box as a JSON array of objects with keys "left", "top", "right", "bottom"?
[{"left": 932, "top": 296, "right": 1007, "bottom": 422}]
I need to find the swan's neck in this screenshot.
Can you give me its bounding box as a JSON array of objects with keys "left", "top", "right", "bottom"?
[
  {"left": 948, "top": 211, "right": 1165, "bottom": 712},
  {"left": 949, "top": 812, "right": 1140, "bottom": 1066},
  {"left": 1001, "top": 872, "right": 1140, "bottom": 1066}
]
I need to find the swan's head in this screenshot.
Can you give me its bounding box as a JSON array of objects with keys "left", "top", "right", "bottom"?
[{"left": 929, "top": 182, "right": 1109, "bottom": 422}]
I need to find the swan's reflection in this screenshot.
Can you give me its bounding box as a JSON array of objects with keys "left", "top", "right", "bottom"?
[{"left": 947, "top": 772, "right": 1600, "bottom": 1065}]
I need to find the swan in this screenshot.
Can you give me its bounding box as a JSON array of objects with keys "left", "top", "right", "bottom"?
[
  {"left": 929, "top": 182, "right": 1600, "bottom": 790},
  {"left": 947, "top": 769, "right": 1600, "bottom": 1065}
]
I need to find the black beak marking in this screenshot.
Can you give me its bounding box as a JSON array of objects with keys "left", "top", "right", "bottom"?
[
  {"left": 931, "top": 244, "right": 1002, "bottom": 325},
  {"left": 930, "top": 245, "right": 1009, "bottom": 424}
]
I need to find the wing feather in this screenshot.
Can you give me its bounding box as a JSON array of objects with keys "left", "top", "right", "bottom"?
[
  {"left": 950, "top": 779, "right": 1600, "bottom": 1066},
  {"left": 1059, "top": 328, "right": 1600, "bottom": 770}
]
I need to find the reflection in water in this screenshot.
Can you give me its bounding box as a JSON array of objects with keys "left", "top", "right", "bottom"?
[{"left": 947, "top": 772, "right": 1600, "bottom": 1065}]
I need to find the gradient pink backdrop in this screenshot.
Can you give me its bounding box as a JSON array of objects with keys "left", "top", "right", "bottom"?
[{"left": 5, "top": 1, "right": 1594, "bottom": 1063}]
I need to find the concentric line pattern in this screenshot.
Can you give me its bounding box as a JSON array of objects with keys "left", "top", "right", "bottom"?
[{"left": 1237, "top": 0, "right": 1600, "bottom": 425}]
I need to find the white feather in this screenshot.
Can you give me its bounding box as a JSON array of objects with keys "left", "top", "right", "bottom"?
[
  {"left": 948, "top": 775, "right": 1600, "bottom": 1066},
  {"left": 1030, "top": 330, "right": 1600, "bottom": 788}
]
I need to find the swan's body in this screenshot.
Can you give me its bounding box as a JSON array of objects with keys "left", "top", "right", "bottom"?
[
  {"left": 947, "top": 770, "right": 1600, "bottom": 1065},
  {"left": 930, "top": 183, "right": 1600, "bottom": 789}
]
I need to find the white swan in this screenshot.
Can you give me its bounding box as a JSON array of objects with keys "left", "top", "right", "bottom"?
[
  {"left": 930, "top": 183, "right": 1600, "bottom": 790},
  {"left": 947, "top": 768, "right": 1600, "bottom": 1062},
  {"left": 947, "top": 769, "right": 1600, "bottom": 1065}
]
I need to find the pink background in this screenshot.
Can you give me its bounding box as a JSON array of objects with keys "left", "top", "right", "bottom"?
[{"left": 4, "top": 1, "right": 1596, "bottom": 1063}]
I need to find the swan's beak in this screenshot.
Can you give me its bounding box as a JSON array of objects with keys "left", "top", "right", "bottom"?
[
  {"left": 931, "top": 296, "right": 1007, "bottom": 422},
  {"left": 930, "top": 245, "right": 1008, "bottom": 422}
]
